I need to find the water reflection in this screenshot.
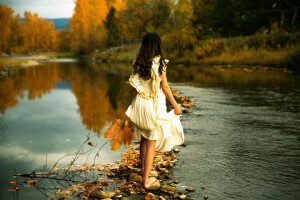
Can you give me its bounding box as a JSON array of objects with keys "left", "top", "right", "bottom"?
[
  {"left": 0, "top": 61, "right": 132, "bottom": 199},
  {"left": 0, "top": 62, "right": 131, "bottom": 133},
  {"left": 0, "top": 60, "right": 299, "bottom": 199}
]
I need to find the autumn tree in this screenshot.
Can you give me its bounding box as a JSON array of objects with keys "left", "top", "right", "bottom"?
[{"left": 0, "top": 5, "right": 15, "bottom": 53}]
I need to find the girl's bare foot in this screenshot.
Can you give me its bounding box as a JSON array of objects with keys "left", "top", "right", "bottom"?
[{"left": 144, "top": 177, "right": 158, "bottom": 189}]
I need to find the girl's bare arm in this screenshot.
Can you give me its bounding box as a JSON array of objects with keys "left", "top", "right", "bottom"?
[{"left": 161, "top": 72, "right": 181, "bottom": 115}]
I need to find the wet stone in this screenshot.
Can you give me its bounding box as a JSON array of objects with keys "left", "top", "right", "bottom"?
[
  {"left": 179, "top": 194, "right": 186, "bottom": 199},
  {"left": 90, "top": 190, "right": 116, "bottom": 199},
  {"left": 166, "top": 175, "right": 174, "bottom": 179},
  {"left": 186, "top": 187, "right": 195, "bottom": 192},
  {"left": 173, "top": 149, "right": 180, "bottom": 153},
  {"left": 129, "top": 173, "right": 142, "bottom": 182},
  {"left": 182, "top": 109, "right": 193, "bottom": 113},
  {"left": 160, "top": 185, "right": 177, "bottom": 195},
  {"left": 148, "top": 180, "right": 161, "bottom": 190},
  {"left": 180, "top": 143, "right": 187, "bottom": 147}
]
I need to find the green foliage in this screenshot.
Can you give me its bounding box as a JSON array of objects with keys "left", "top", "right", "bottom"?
[{"left": 103, "top": 6, "right": 120, "bottom": 46}]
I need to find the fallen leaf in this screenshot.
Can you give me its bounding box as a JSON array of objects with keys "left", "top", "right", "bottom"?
[
  {"left": 103, "top": 119, "right": 134, "bottom": 152},
  {"left": 26, "top": 180, "right": 37, "bottom": 184},
  {"left": 145, "top": 195, "right": 152, "bottom": 200},
  {"left": 9, "top": 186, "right": 20, "bottom": 191}
]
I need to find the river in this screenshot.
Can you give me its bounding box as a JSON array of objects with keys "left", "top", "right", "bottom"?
[{"left": 0, "top": 59, "right": 299, "bottom": 199}]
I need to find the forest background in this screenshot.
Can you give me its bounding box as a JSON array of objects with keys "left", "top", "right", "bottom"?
[{"left": 0, "top": 0, "right": 300, "bottom": 70}]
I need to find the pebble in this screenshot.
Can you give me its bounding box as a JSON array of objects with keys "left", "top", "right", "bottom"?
[
  {"left": 129, "top": 173, "right": 142, "bottom": 182},
  {"left": 201, "top": 186, "right": 206, "bottom": 190},
  {"left": 204, "top": 195, "right": 209, "bottom": 200},
  {"left": 150, "top": 170, "right": 158, "bottom": 177},
  {"left": 173, "top": 149, "right": 180, "bottom": 153},
  {"left": 159, "top": 196, "right": 166, "bottom": 200},
  {"left": 148, "top": 180, "right": 161, "bottom": 190},
  {"left": 173, "top": 180, "right": 180, "bottom": 184},
  {"left": 179, "top": 194, "right": 186, "bottom": 199},
  {"left": 90, "top": 190, "right": 116, "bottom": 199},
  {"left": 186, "top": 187, "right": 195, "bottom": 192},
  {"left": 180, "top": 143, "right": 187, "bottom": 147},
  {"left": 160, "top": 185, "right": 177, "bottom": 195},
  {"left": 183, "top": 108, "right": 193, "bottom": 113},
  {"left": 166, "top": 175, "right": 174, "bottom": 179}
]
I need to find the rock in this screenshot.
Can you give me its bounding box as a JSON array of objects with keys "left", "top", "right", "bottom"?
[
  {"left": 159, "top": 196, "right": 166, "bottom": 200},
  {"left": 179, "top": 194, "right": 186, "bottom": 199},
  {"left": 147, "top": 193, "right": 159, "bottom": 200},
  {"left": 168, "top": 163, "right": 174, "bottom": 168},
  {"left": 173, "top": 149, "right": 180, "bottom": 153},
  {"left": 180, "top": 143, "right": 187, "bottom": 147},
  {"left": 183, "top": 109, "right": 193, "bottom": 113},
  {"left": 186, "top": 187, "right": 195, "bottom": 192},
  {"left": 204, "top": 195, "right": 209, "bottom": 200},
  {"left": 201, "top": 186, "right": 206, "bottom": 190},
  {"left": 148, "top": 180, "right": 161, "bottom": 190},
  {"left": 90, "top": 190, "right": 116, "bottom": 199},
  {"left": 173, "top": 180, "right": 180, "bottom": 184},
  {"left": 166, "top": 174, "right": 174, "bottom": 179},
  {"left": 182, "top": 103, "right": 191, "bottom": 108},
  {"left": 161, "top": 161, "right": 169, "bottom": 167},
  {"left": 150, "top": 170, "right": 158, "bottom": 177},
  {"left": 129, "top": 173, "right": 142, "bottom": 182},
  {"left": 158, "top": 168, "right": 168, "bottom": 174},
  {"left": 160, "top": 185, "right": 177, "bottom": 195}
]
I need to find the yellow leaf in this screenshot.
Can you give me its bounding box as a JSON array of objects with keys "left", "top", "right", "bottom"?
[
  {"left": 103, "top": 119, "right": 134, "bottom": 152},
  {"left": 9, "top": 186, "right": 20, "bottom": 191},
  {"left": 26, "top": 180, "right": 37, "bottom": 184}
]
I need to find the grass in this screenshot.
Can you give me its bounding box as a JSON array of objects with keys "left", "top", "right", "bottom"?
[{"left": 89, "top": 32, "right": 300, "bottom": 71}]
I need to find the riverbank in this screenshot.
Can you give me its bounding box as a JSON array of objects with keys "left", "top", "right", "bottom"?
[
  {"left": 89, "top": 32, "right": 300, "bottom": 71},
  {"left": 45, "top": 146, "right": 196, "bottom": 200}
]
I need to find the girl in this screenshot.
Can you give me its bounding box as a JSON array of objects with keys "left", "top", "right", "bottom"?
[{"left": 125, "top": 32, "right": 184, "bottom": 189}]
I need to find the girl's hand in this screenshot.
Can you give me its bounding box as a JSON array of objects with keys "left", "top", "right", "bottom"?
[{"left": 174, "top": 105, "right": 182, "bottom": 115}]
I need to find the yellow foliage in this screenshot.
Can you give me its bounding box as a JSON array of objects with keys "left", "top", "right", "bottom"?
[{"left": 103, "top": 119, "right": 134, "bottom": 152}]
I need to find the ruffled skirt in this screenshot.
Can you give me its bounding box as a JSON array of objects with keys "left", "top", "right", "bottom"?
[{"left": 125, "top": 89, "right": 184, "bottom": 152}]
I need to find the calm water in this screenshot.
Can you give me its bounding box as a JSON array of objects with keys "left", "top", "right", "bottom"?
[{"left": 0, "top": 60, "right": 299, "bottom": 199}]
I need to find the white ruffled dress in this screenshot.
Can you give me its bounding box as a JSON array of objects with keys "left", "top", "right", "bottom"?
[{"left": 125, "top": 55, "right": 184, "bottom": 152}]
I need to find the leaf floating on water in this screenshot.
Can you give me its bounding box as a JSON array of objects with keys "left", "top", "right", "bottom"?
[
  {"left": 88, "top": 142, "right": 93, "bottom": 146},
  {"left": 8, "top": 186, "right": 20, "bottom": 191},
  {"left": 103, "top": 119, "right": 134, "bottom": 152},
  {"left": 26, "top": 180, "right": 37, "bottom": 184}
]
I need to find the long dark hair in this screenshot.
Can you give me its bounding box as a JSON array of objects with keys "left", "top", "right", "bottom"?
[{"left": 132, "top": 33, "right": 167, "bottom": 80}]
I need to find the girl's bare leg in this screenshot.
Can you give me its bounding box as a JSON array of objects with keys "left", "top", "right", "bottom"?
[
  {"left": 140, "top": 136, "right": 147, "bottom": 174},
  {"left": 143, "top": 139, "right": 157, "bottom": 188}
]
